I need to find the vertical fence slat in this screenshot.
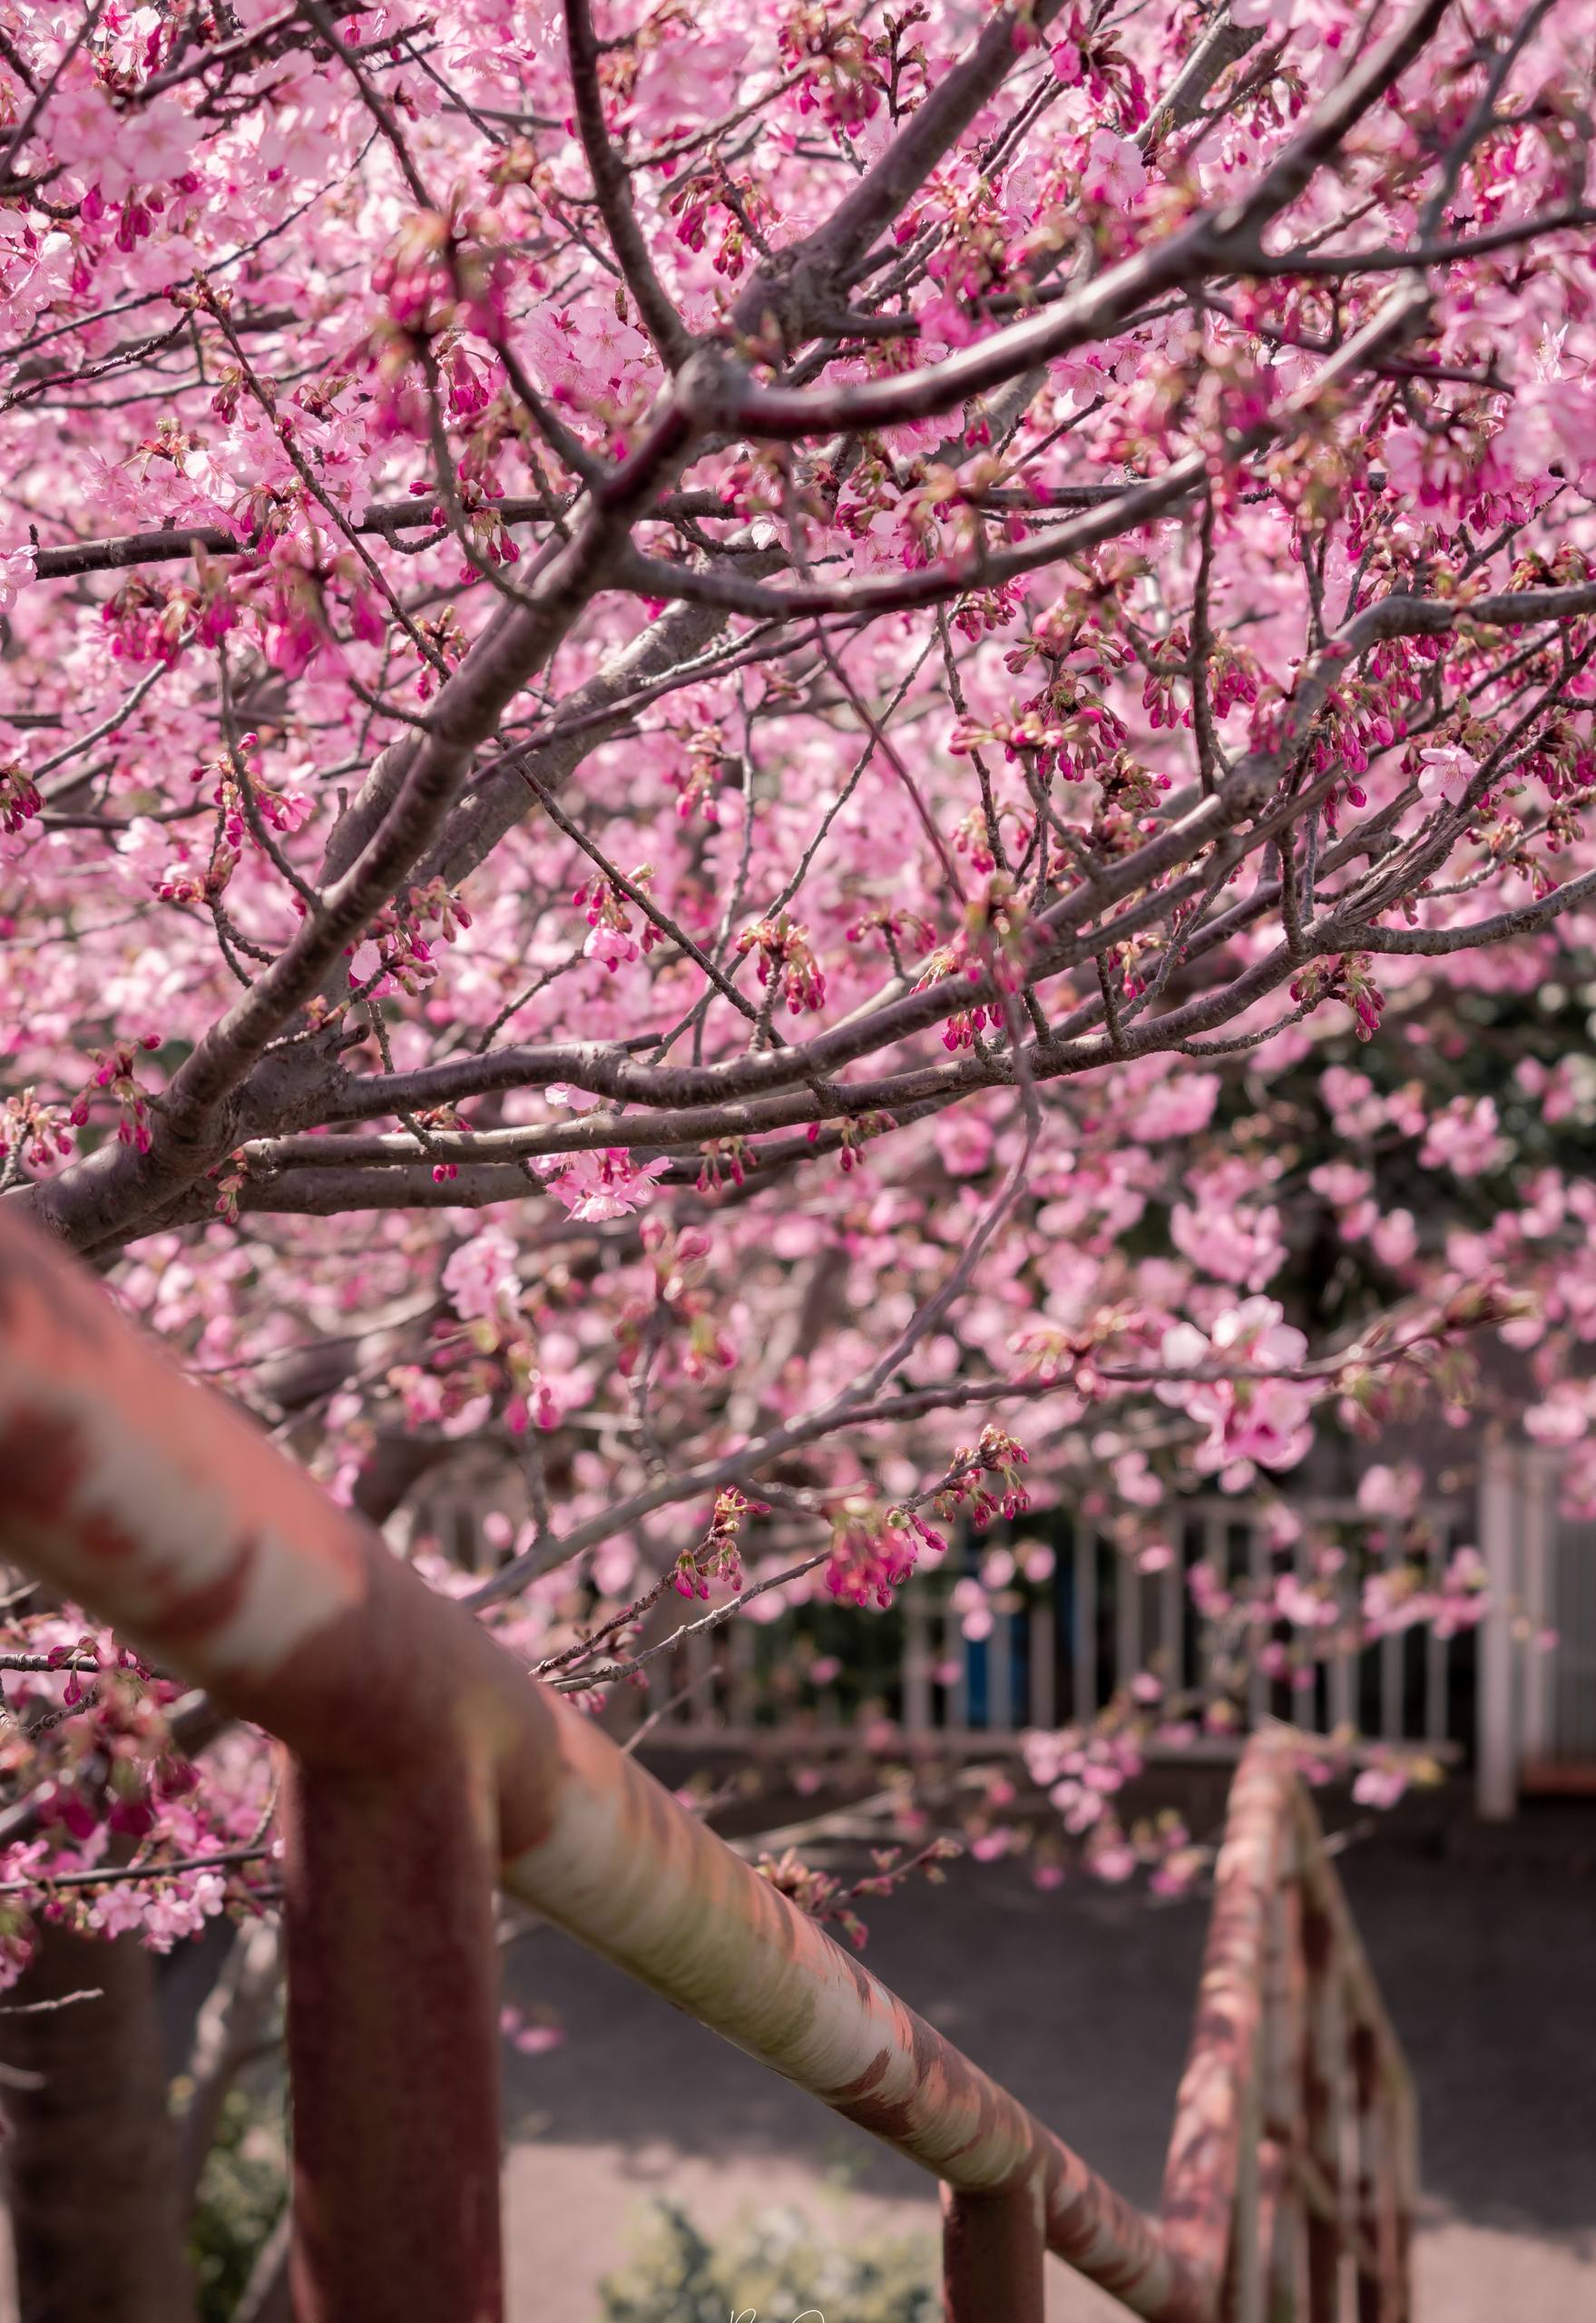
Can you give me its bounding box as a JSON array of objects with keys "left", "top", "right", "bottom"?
[
  {"left": 1378, "top": 1597, "right": 1404, "bottom": 1746},
  {"left": 1162, "top": 1547, "right": 1185, "bottom": 1701},
  {"left": 1477, "top": 1437, "right": 1521, "bottom": 1818},
  {"left": 1072, "top": 1526, "right": 1097, "bottom": 1721},
  {"left": 905, "top": 1589, "right": 934, "bottom": 1736},
  {"left": 1201, "top": 1510, "right": 1225, "bottom": 1717},
  {"left": 1117, "top": 1542, "right": 1143, "bottom": 1697},
  {"left": 1521, "top": 1452, "right": 1553, "bottom": 1769},
  {"left": 989, "top": 1600, "right": 1013, "bottom": 1735},
  {"left": 946, "top": 1596, "right": 970, "bottom": 1734},
  {"left": 1293, "top": 1527, "right": 1315, "bottom": 1733},
  {"left": 1424, "top": 1524, "right": 1448, "bottom": 1748},
  {"left": 1329, "top": 1515, "right": 1356, "bottom": 1738},
  {"left": 1030, "top": 1597, "right": 1055, "bottom": 1731},
  {"left": 1248, "top": 1518, "right": 1270, "bottom": 1726}
]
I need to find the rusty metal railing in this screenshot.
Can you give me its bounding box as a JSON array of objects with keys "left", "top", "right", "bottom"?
[{"left": 0, "top": 1217, "right": 1415, "bottom": 2322}]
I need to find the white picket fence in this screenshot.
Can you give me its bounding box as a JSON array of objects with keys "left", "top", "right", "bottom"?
[
  {"left": 404, "top": 1446, "right": 1595, "bottom": 1810},
  {"left": 656, "top": 1493, "right": 1476, "bottom": 1761}
]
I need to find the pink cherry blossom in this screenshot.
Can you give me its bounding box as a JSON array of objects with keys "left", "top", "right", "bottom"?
[
  {"left": 443, "top": 1227, "right": 522, "bottom": 1324},
  {"left": 1415, "top": 745, "right": 1481, "bottom": 807}
]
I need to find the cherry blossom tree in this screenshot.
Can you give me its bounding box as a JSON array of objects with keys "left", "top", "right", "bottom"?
[{"left": 1, "top": 0, "right": 1595, "bottom": 2303}]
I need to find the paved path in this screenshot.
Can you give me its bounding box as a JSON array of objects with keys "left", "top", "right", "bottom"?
[{"left": 501, "top": 1812, "right": 1596, "bottom": 2319}]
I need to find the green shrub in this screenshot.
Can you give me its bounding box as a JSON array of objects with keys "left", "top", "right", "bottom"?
[
  {"left": 598, "top": 2198, "right": 937, "bottom": 2322},
  {"left": 187, "top": 2083, "right": 287, "bottom": 2320}
]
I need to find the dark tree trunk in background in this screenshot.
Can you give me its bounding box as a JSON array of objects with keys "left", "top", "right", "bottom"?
[{"left": 0, "top": 1918, "right": 198, "bottom": 2323}]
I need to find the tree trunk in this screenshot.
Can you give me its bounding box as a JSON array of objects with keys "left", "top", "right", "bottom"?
[
  {"left": 0, "top": 1918, "right": 198, "bottom": 2323},
  {"left": 176, "top": 1916, "right": 281, "bottom": 2213},
  {"left": 232, "top": 2210, "right": 291, "bottom": 2323}
]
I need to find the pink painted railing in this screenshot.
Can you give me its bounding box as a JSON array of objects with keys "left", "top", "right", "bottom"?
[{"left": 0, "top": 1217, "right": 1415, "bottom": 2321}]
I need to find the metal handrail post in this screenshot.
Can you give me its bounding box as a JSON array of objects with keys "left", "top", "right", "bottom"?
[
  {"left": 282, "top": 1752, "right": 504, "bottom": 2321},
  {"left": 942, "top": 2179, "right": 1046, "bottom": 2322}
]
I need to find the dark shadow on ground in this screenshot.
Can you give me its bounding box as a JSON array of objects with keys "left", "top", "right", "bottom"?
[{"left": 503, "top": 1803, "right": 1596, "bottom": 2243}]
